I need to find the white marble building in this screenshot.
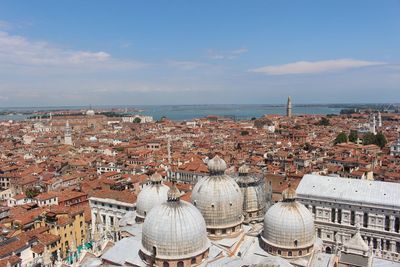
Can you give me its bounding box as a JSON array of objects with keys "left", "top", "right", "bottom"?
[
  {"left": 296, "top": 174, "right": 400, "bottom": 262},
  {"left": 89, "top": 195, "right": 136, "bottom": 241}
]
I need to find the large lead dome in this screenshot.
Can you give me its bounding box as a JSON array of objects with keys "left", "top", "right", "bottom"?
[
  {"left": 261, "top": 187, "right": 315, "bottom": 258},
  {"left": 141, "top": 185, "right": 210, "bottom": 266},
  {"left": 191, "top": 155, "right": 243, "bottom": 239},
  {"left": 136, "top": 173, "right": 169, "bottom": 222}
]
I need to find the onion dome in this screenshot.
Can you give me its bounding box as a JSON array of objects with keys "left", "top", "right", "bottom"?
[
  {"left": 261, "top": 186, "right": 315, "bottom": 257},
  {"left": 236, "top": 164, "right": 267, "bottom": 223},
  {"left": 136, "top": 173, "right": 169, "bottom": 221},
  {"left": 141, "top": 184, "right": 210, "bottom": 263},
  {"left": 207, "top": 155, "right": 227, "bottom": 174},
  {"left": 191, "top": 156, "right": 243, "bottom": 239}
]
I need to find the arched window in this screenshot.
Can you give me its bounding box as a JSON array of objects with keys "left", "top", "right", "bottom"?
[
  {"left": 278, "top": 250, "right": 281, "bottom": 255},
  {"left": 191, "top": 258, "right": 196, "bottom": 264},
  {"left": 288, "top": 251, "right": 292, "bottom": 256},
  {"left": 299, "top": 250, "right": 302, "bottom": 256},
  {"left": 163, "top": 262, "right": 169, "bottom": 267},
  {"left": 294, "top": 240, "right": 298, "bottom": 247},
  {"left": 152, "top": 246, "right": 157, "bottom": 256},
  {"left": 177, "top": 261, "right": 184, "bottom": 267},
  {"left": 325, "top": 247, "right": 332, "bottom": 254}
]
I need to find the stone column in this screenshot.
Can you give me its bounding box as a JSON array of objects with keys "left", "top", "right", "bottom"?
[
  {"left": 389, "top": 215, "right": 395, "bottom": 232},
  {"left": 334, "top": 209, "right": 338, "bottom": 223},
  {"left": 390, "top": 240, "right": 396, "bottom": 252}
]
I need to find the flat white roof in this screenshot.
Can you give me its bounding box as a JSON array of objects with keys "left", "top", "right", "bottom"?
[{"left": 296, "top": 174, "right": 400, "bottom": 209}]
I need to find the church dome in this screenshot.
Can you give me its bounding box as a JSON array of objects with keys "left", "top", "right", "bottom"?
[
  {"left": 261, "top": 187, "right": 315, "bottom": 257},
  {"left": 191, "top": 156, "right": 243, "bottom": 238},
  {"left": 86, "top": 109, "right": 95, "bottom": 116},
  {"left": 236, "top": 164, "right": 267, "bottom": 223},
  {"left": 141, "top": 185, "right": 210, "bottom": 264},
  {"left": 136, "top": 173, "right": 169, "bottom": 221}
]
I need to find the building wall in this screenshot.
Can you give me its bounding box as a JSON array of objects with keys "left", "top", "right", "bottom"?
[
  {"left": 297, "top": 197, "right": 400, "bottom": 262},
  {"left": 89, "top": 197, "right": 135, "bottom": 241}
]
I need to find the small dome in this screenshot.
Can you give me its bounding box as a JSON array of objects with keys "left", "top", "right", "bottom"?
[
  {"left": 86, "top": 109, "right": 95, "bottom": 116},
  {"left": 141, "top": 196, "right": 210, "bottom": 260},
  {"left": 262, "top": 198, "right": 315, "bottom": 252},
  {"left": 150, "top": 172, "right": 163, "bottom": 183},
  {"left": 192, "top": 156, "right": 243, "bottom": 237},
  {"left": 238, "top": 164, "right": 250, "bottom": 175},
  {"left": 167, "top": 183, "right": 181, "bottom": 201},
  {"left": 282, "top": 186, "right": 296, "bottom": 201},
  {"left": 136, "top": 176, "right": 169, "bottom": 220},
  {"left": 207, "top": 155, "right": 227, "bottom": 174}
]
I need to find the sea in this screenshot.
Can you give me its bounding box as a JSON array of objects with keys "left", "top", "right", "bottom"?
[{"left": 0, "top": 104, "right": 342, "bottom": 122}]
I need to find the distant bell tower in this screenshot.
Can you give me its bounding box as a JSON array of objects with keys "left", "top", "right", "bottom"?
[
  {"left": 64, "top": 120, "right": 73, "bottom": 145},
  {"left": 378, "top": 111, "right": 382, "bottom": 128},
  {"left": 286, "top": 96, "right": 292, "bottom": 117}
]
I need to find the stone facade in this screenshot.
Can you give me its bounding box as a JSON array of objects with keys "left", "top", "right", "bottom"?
[
  {"left": 89, "top": 197, "right": 135, "bottom": 241},
  {"left": 296, "top": 175, "right": 400, "bottom": 262}
]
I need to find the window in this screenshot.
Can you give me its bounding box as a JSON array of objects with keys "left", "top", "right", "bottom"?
[
  {"left": 288, "top": 251, "right": 292, "bottom": 256},
  {"left": 299, "top": 250, "right": 302, "bottom": 256},
  {"left": 350, "top": 211, "right": 355, "bottom": 226},
  {"left": 364, "top": 213, "right": 369, "bottom": 228},
  {"left": 278, "top": 250, "right": 281, "bottom": 255}
]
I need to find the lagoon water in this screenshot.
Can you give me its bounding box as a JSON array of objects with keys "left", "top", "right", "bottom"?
[{"left": 0, "top": 104, "right": 342, "bottom": 121}]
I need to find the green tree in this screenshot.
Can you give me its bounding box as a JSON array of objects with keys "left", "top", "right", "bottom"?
[
  {"left": 348, "top": 130, "right": 358, "bottom": 143},
  {"left": 241, "top": 130, "right": 249, "bottom": 136},
  {"left": 334, "top": 132, "right": 348, "bottom": 144},
  {"left": 25, "top": 188, "right": 40, "bottom": 198},
  {"left": 316, "top": 117, "right": 330, "bottom": 126},
  {"left": 362, "top": 132, "right": 376, "bottom": 145},
  {"left": 375, "top": 132, "right": 387, "bottom": 148},
  {"left": 133, "top": 117, "right": 141, "bottom": 123}
]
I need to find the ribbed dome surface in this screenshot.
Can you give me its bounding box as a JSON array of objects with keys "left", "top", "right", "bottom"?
[
  {"left": 236, "top": 166, "right": 266, "bottom": 215},
  {"left": 192, "top": 156, "right": 243, "bottom": 229},
  {"left": 241, "top": 184, "right": 266, "bottom": 213},
  {"left": 263, "top": 201, "right": 315, "bottom": 249},
  {"left": 136, "top": 181, "right": 169, "bottom": 219},
  {"left": 141, "top": 200, "right": 210, "bottom": 259}
]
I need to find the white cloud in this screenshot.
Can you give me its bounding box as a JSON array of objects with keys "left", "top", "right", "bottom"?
[
  {"left": 207, "top": 47, "right": 248, "bottom": 60},
  {"left": 0, "top": 30, "right": 145, "bottom": 70},
  {"left": 167, "top": 60, "right": 209, "bottom": 70},
  {"left": 250, "top": 59, "right": 386, "bottom": 75},
  {"left": 231, "top": 48, "right": 248, "bottom": 54}
]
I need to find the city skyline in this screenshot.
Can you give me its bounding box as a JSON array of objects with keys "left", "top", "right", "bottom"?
[{"left": 0, "top": 0, "right": 400, "bottom": 106}]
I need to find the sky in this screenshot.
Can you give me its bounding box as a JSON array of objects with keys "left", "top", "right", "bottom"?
[{"left": 0, "top": 0, "right": 399, "bottom": 107}]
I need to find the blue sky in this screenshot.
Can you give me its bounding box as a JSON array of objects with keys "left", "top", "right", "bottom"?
[{"left": 0, "top": 0, "right": 399, "bottom": 106}]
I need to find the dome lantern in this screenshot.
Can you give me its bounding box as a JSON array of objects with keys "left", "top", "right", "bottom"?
[
  {"left": 167, "top": 183, "right": 180, "bottom": 202},
  {"left": 207, "top": 155, "right": 227, "bottom": 175}
]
